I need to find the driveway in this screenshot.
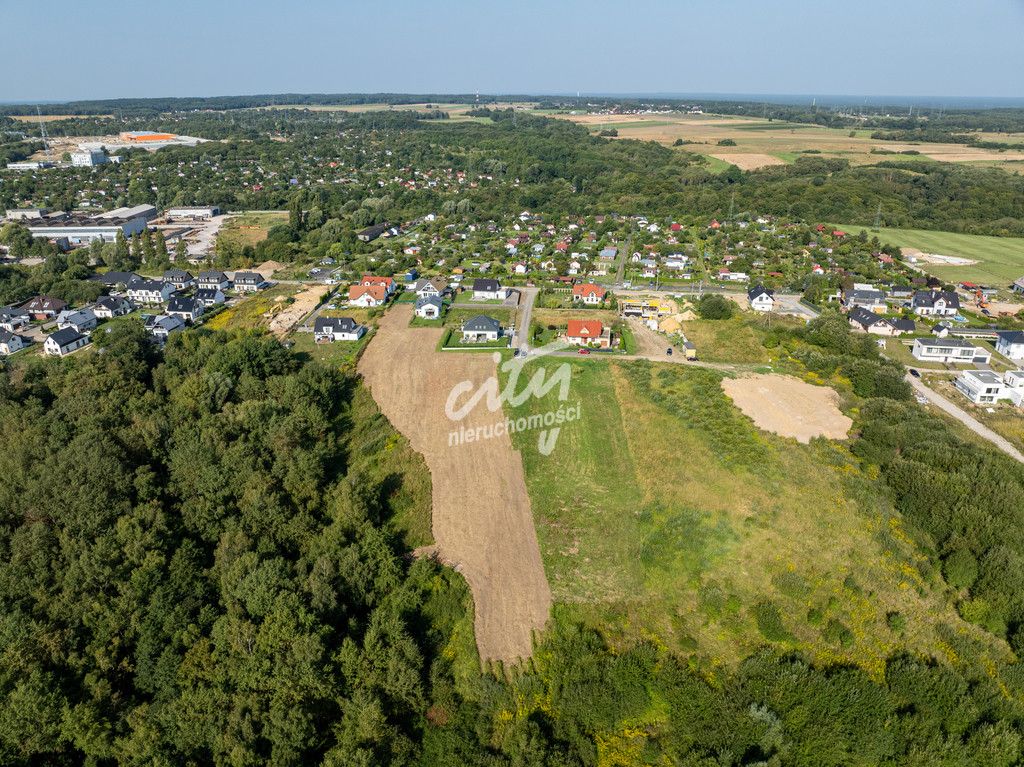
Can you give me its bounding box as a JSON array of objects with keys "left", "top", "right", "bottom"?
[
  {"left": 511, "top": 287, "right": 539, "bottom": 350},
  {"left": 906, "top": 374, "right": 1024, "bottom": 463}
]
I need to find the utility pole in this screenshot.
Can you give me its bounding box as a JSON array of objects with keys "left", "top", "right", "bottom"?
[{"left": 872, "top": 201, "right": 882, "bottom": 229}]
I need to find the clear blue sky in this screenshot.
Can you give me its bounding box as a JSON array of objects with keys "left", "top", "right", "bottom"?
[{"left": 3, "top": 0, "right": 1022, "bottom": 103}]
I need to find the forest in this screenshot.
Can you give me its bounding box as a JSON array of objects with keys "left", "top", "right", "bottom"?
[{"left": 2, "top": 321, "right": 1024, "bottom": 764}]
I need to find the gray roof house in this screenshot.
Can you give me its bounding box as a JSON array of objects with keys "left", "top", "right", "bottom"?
[
  {"left": 414, "top": 295, "right": 443, "bottom": 319},
  {"left": 166, "top": 296, "right": 203, "bottom": 321},
  {"left": 44, "top": 327, "right": 88, "bottom": 356},
  {"left": 461, "top": 314, "right": 503, "bottom": 342},
  {"left": 313, "top": 316, "right": 366, "bottom": 342}
]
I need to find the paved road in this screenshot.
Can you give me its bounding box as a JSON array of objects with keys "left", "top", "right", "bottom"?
[
  {"left": 906, "top": 374, "right": 1024, "bottom": 463},
  {"left": 511, "top": 287, "right": 539, "bottom": 350}
]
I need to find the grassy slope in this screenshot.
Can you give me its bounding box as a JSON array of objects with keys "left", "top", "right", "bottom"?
[
  {"left": 503, "top": 358, "right": 1004, "bottom": 677},
  {"left": 830, "top": 223, "right": 1024, "bottom": 284}
]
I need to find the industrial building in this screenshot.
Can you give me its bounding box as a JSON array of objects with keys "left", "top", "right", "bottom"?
[
  {"left": 25, "top": 212, "right": 149, "bottom": 244},
  {"left": 120, "top": 131, "right": 178, "bottom": 142},
  {"left": 5, "top": 208, "right": 49, "bottom": 220},
  {"left": 6, "top": 161, "right": 54, "bottom": 171},
  {"left": 166, "top": 206, "right": 220, "bottom": 220},
  {"left": 98, "top": 205, "right": 158, "bottom": 223},
  {"left": 71, "top": 149, "right": 108, "bottom": 167}
]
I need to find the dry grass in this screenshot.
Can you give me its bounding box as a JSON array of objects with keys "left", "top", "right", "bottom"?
[{"left": 218, "top": 212, "right": 288, "bottom": 248}]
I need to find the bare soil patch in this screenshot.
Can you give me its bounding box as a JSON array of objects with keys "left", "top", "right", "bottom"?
[
  {"left": 706, "top": 152, "right": 788, "bottom": 170},
  {"left": 722, "top": 373, "right": 852, "bottom": 443},
  {"left": 358, "top": 304, "right": 551, "bottom": 664},
  {"left": 267, "top": 286, "right": 327, "bottom": 338},
  {"left": 254, "top": 260, "right": 286, "bottom": 277}
]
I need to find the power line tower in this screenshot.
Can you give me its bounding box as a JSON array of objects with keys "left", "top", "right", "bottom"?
[
  {"left": 872, "top": 201, "right": 882, "bottom": 229},
  {"left": 728, "top": 191, "right": 736, "bottom": 221},
  {"left": 36, "top": 106, "right": 51, "bottom": 163}
]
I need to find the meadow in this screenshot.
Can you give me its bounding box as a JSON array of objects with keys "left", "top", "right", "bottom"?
[
  {"left": 217, "top": 211, "right": 288, "bottom": 248},
  {"left": 502, "top": 357, "right": 1000, "bottom": 674},
  {"left": 830, "top": 222, "right": 1024, "bottom": 284}
]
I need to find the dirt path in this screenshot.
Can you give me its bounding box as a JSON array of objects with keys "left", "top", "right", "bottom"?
[
  {"left": 907, "top": 375, "right": 1024, "bottom": 463},
  {"left": 722, "top": 373, "right": 853, "bottom": 443},
  {"left": 358, "top": 304, "right": 551, "bottom": 664},
  {"left": 627, "top": 317, "right": 673, "bottom": 359}
]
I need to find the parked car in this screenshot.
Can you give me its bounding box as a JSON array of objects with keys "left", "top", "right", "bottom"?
[
  {"left": 666, "top": 348, "right": 673, "bottom": 356},
  {"left": 909, "top": 368, "right": 920, "bottom": 378},
  {"left": 577, "top": 349, "right": 590, "bottom": 355}
]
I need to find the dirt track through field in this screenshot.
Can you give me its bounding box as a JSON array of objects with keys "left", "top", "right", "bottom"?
[{"left": 358, "top": 304, "right": 551, "bottom": 664}]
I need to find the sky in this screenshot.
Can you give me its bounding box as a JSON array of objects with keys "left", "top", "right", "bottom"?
[{"left": 3, "top": 0, "right": 1023, "bottom": 103}]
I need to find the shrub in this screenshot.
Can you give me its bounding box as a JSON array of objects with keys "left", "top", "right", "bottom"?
[
  {"left": 717, "top": 138, "right": 737, "bottom": 146},
  {"left": 697, "top": 294, "right": 733, "bottom": 320},
  {"left": 808, "top": 607, "right": 824, "bottom": 626},
  {"left": 886, "top": 611, "right": 906, "bottom": 635},
  {"left": 943, "top": 549, "right": 979, "bottom": 590},
  {"left": 753, "top": 600, "right": 792, "bottom": 643}
]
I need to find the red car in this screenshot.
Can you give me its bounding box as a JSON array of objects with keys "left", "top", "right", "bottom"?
[{"left": 577, "top": 348, "right": 591, "bottom": 355}]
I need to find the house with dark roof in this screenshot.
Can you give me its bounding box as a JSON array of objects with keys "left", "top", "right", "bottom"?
[
  {"left": 44, "top": 327, "right": 88, "bottom": 356},
  {"left": 0, "top": 329, "right": 27, "bottom": 355},
  {"left": 94, "top": 296, "right": 133, "bottom": 318},
  {"left": 90, "top": 271, "right": 140, "bottom": 287},
  {"left": 912, "top": 290, "right": 960, "bottom": 316},
  {"left": 0, "top": 306, "right": 31, "bottom": 331},
  {"left": 193, "top": 289, "right": 226, "bottom": 308},
  {"left": 232, "top": 271, "right": 268, "bottom": 292},
  {"left": 144, "top": 314, "right": 185, "bottom": 339},
  {"left": 847, "top": 306, "right": 913, "bottom": 337},
  {"left": 127, "top": 280, "right": 175, "bottom": 304},
  {"left": 23, "top": 295, "right": 68, "bottom": 319},
  {"left": 163, "top": 269, "right": 195, "bottom": 290},
  {"left": 842, "top": 288, "right": 886, "bottom": 313},
  {"left": 472, "top": 278, "right": 510, "bottom": 301},
  {"left": 166, "top": 296, "right": 204, "bottom": 321},
  {"left": 414, "top": 295, "right": 443, "bottom": 319},
  {"left": 747, "top": 285, "right": 775, "bottom": 312},
  {"left": 996, "top": 331, "right": 1024, "bottom": 361},
  {"left": 357, "top": 223, "right": 389, "bottom": 242},
  {"left": 461, "top": 315, "right": 503, "bottom": 342},
  {"left": 314, "top": 316, "right": 366, "bottom": 342},
  {"left": 197, "top": 271, "right": 230, "bottom": 291},
  {"left": 56, "top": 308, "right": 98, "bottom": 334}
]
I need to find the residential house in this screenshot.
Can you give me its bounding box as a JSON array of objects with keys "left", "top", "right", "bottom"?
[
  {"left": 90, "top": 271, "right": 139, "bottom": 287},
  {"left": 163, "top": 269, "right": 195, "bottom": 290},
  {"left": 314, "top": 317, "right": 366, "bottom": 342},
  {"left": 471, "top": 278, "right": 510, "bottom": 300},
  {"left": 1004, "top": 370, "right": 1024, "bottom": 406},
  {"left": 349, "top": 284, "right": 388, "bottom": 307},
  {"left": 127, "top": 280, "right": 175, "bottom": 304},
  {"left": 748, "top": 285, "right": 775, "bottom": 312},
  {"left": 56, "top": 308, "right": 98, "bottom": 334},
  {"left": 847, "top": 307, "right": 914, "bottom": 336},
  {"left": 194, "top": 289, "right": 226, "bottom": 308},
  {"left": 563, "top": 320, "right": 613, "bottom": 348},
  {"left": 412, "top": 277, "right": 447, "bottom": 298},
  {"left": 513, "top": 262, "right": 528, "bottom": 275},
  {"left": 572, "top": 283, "right": 606, "bottom": 305},
  {"left": 912, "top": 337, "right": 991, "bottom": 364},
  {"left": 361, "top": 276, "right": 396, "bottom": 295},
  {"left": 0, "top": 306, "right": 31, "bottom": 331},
  {"left": 414, "top": 295, "right": 444, "bottom": 319},
  {"left": 912, "top": 290, "right": 960, "bottom": 316},
  {"left": 144, "top": 314, "right": 186, "bottom": 339},
  {"left": 197, "top": 271, "right": 230, "bottom": 291},
  {"left": 166, "top": 296, "right": 204, "bottom": 322},
  {"left": 842, "top": 288, "right": 887, "bottom": 313},
  {"left": 461, "top": 315, "right": 503, "bottom": 342},
  {"left": 44, "top": 327, "right": 88, "bottom": 356},
  {"left": 93, "top": 296, "right": 133, "bottom": 318},
  {"left": 996, "top": 331, "right": 1024, "bottom": 360},
  {"left": 1013, "top": 276, "right": 1024, "bottom": 294},
  {"left": 955, "top": 370, "right": 1009, "bottom": 405},
  {"left": 357, "top": 223, "right": 389, "bottom": 242},
  {"left": 0, "top": 330, "right": 27, "bottom": 355},
  {"left": 23, "top": 295, "right": 68, "bottom": 319},
  {"left": 233, "top": 271, "right": 268, "bottom": 292},
  {"left": 889, "top": 285, "right": 914, "bottom": 300}
]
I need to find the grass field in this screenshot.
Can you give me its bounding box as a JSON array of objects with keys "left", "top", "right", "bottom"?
[
  {"left": 679, "top": 317, "right": 771, "bottom": 363},
  {"left": 830, "top": 223, "right": 1024, "bottom": 285},
  {"left": 218, "top": 211, "right": 288, "bottom": 248},
  {"left": 502, "top": 358, "right": 1003, "bottom": 673},
  {"left": 443, "top": 305, "right": 514, "bottom": 328}
]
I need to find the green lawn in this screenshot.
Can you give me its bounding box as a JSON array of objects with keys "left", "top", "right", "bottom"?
[
  {"left": 442, "top": 306, "right": 513, "bottom": 328},
  {"left": 286, "top": 329, "right": 373, "bottom": 370},
  {"left": 829, "top": 223, "right": 1024, "bottom": 285}
]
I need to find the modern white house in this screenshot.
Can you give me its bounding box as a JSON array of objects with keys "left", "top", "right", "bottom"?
[
  {"left": 461, "top": 315, "right": 503, "bottom": 342},
  {"left": 747, "top": 285, "right": 775, "bottom": 312},
  {"left": 471, "top": 278, "right": 510, "bottom": 301},
  {"left": 414, "top": 295, "right": 443, "bottom": 319},
  {"left": 954, "top": 369, "right": 1008, "bottom": 404},
  {"left": 232, "top": 272, "right": 268, "bottom": 292},
  {"left": 1004, "top": 370, "right": 1024, "bottom": 406},
  {"left": 193, "top": 289, "right": 226, "bottom": 308},
  {"left": 0, "top": 330, "right": 27, "bottom": 355},
  {"left": 911, "top": 290, "right": 960, "bottom": 316},
  {"left": 996, "top": 331, "right": 1024, "bottom": 360},
  {"left": 314, "top": 317, "right": 366, "bottom": 342},
  {"left": 93, "top": 296, "right": 133, "bottom": 318},
  {"left": 55, "top": 308, "right": 98, "bottom": 334},
  {"left": 911, "top": 337, "right": 991, "bottom": 364},
  {"left": 45, "top": 328, "right": 89, "bottom": 356},
  {"left": 127, "top": 280, "right": 176, "bottom": 304}
]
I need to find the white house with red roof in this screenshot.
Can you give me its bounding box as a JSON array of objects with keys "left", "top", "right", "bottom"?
[
  {"left": 562, "top": 319, "right": 613, "bottom": 348},
  {"left": 349, "top": 284, "right": 388, "bottom": 307},
  {"left": 361, "top": 275, "right": 396, "bottom": 295},
  {"left": 572, "top": 283, "right": 606, "bottom": 305}
]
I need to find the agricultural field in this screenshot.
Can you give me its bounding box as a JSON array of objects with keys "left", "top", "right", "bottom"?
[
  {"left": 217, "top": 211, "right": 289, "bottom": 248},
  {"left": 503, "top": 358, "right": 1002, "bottom": 671},
  {"left": 557, "top": 112, "right": 1024, "bottom": 171},
  {"left": 830, "top": 222, "right": 1024, "bottom": 286}
]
